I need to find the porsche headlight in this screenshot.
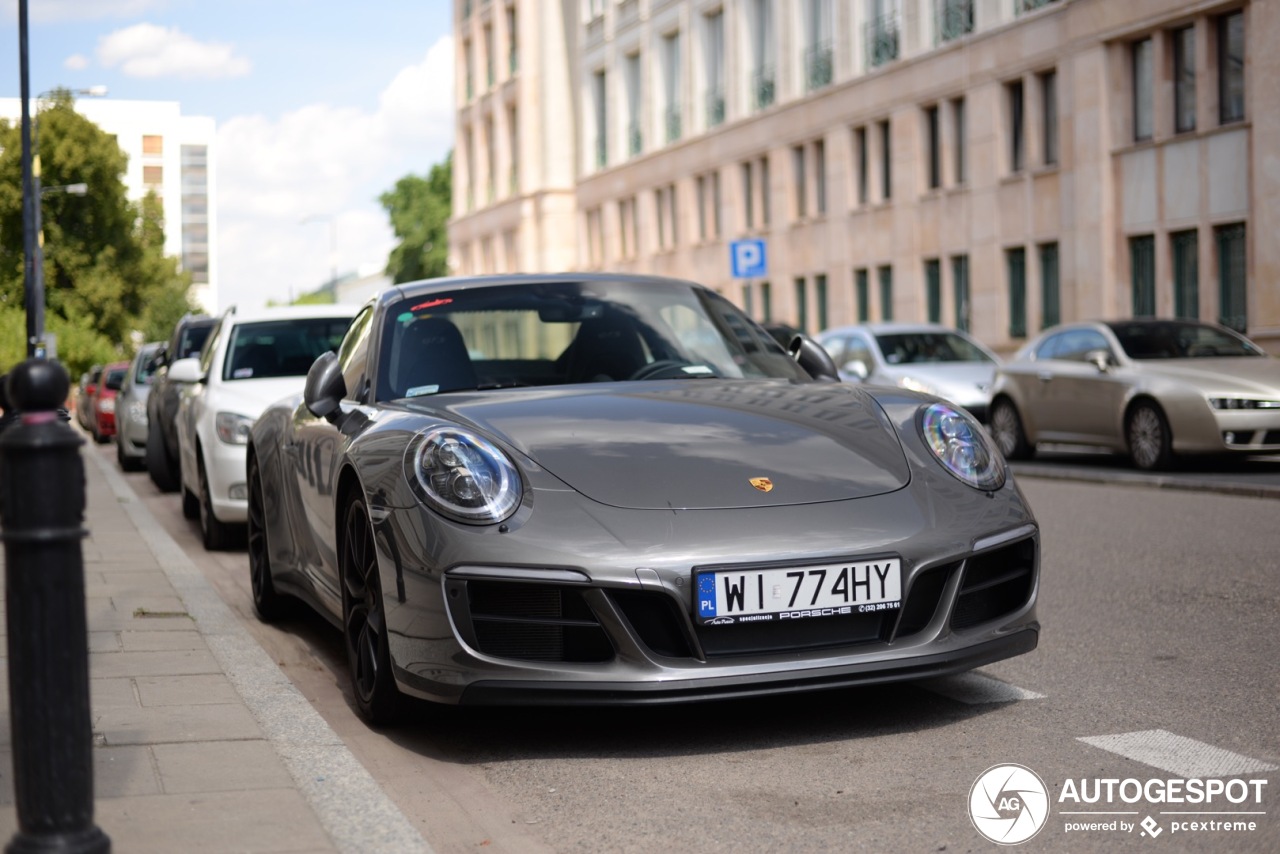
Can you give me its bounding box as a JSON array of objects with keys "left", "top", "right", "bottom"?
[
  {"left": 408, "top": 427, "right": 521, "bottom": 524},
  {"left": 919, "top": 403, "right": 1005, "bottom": 491},
  {"left": 215, "top": 412, "right": 254, "bottom": 445}
]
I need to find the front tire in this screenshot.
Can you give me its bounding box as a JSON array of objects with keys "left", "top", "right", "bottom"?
[
  {"left": 990, "top": 398, "right": 1034, "bottom": 461},
  {"left": 342, "top": 496, "right": 401, "bottom": 726},
  {"left": 198, "top": 455, "right": 237, "bottom": 551},
  {"left": 247, "top": 455, "right": 286, "bottom": 622},
  {"left": 1126, "top": 400, "right": 1173, "bottom": 471}
]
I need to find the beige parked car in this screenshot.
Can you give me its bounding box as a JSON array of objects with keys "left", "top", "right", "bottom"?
[{"left": 988, "top": 319, "right": 1280, "bottom": 470}]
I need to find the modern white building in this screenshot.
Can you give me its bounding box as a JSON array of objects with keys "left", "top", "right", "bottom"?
[
  {"left": 450, "top": 0, "right": 1278, "bottom": 355},
  {"left": 1, "top": 97, "right": 218, "bottom": 313}
]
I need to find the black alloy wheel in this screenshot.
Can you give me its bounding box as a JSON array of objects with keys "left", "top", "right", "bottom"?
[
  {"left": 990, "top": 398, "right": 1034, "bottom": 461},
  {"left": 1126, "top": 400, "right": 1173, "bottom": 471},
  {"left": 341, "top": 496, "right": 401, "bottom": 726},
  {"left": 198, "top": 455, "right": 235, "bottom": 551},
  {"left": 247, "top": 455, "right": 285, "bottom": 621}
]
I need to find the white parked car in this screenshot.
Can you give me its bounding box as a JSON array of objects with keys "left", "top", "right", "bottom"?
[
  {"left": 816, "top": 322, "right": 1001, "bottom": 422},
  {"left": 170, "top": 303, "right": 358, "bottom": 549}
]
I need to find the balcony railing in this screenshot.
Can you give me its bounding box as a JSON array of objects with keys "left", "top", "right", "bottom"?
[
  {"left": 804, "top": 42, "right": 833, "bottom": 91},
  {"left": 865, "top": 13, "right": 900, "bottom": 69},
  {"left": 705, "top": 86, "right": 725, "bottom": 127},
  {"left": 752, "top": 66, "right": 776, "bottom": 110},
  {"left": 628, "top": 120, "right": 643, "bottom": 156},
  {"left": 935, "top": 0, "right": 974, "bottom": 43},
  {"left": 1016, "top": 0, "right": 1059, "bottom": 13},
  {"left": 665, "top": 103, "right": 682, "bottom": 143}
]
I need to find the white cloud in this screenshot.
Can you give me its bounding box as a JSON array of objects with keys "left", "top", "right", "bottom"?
[
  {"left": 214, "top": 36, "right": 454, "bottom": 312},
  {"left": 63, "top": 53, "right": 90, "bottom": 71},
  {"left": 97, "top": 23, "right": 251, "bottom": 80}
]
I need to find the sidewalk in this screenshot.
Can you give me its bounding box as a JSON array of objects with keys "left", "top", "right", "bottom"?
[{"left": 0, "top": 436, "right": 433, "bottom": 853}]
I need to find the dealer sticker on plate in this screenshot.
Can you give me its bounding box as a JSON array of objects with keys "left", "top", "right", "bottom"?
[{"left": 695, "top": 558, "right": 902, "bottom": 624}]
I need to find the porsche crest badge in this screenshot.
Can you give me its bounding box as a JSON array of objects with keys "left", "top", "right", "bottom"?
[{"left": 749, "top": 477, "right": 774, "bottom": 492}]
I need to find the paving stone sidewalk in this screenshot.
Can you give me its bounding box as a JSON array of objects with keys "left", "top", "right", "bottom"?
[{"left": 0, "top": 437, "right": 432, "bottom": 853}]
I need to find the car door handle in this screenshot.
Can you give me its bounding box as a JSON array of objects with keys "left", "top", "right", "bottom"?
[{"left": 1037, "top": 371, "right": 1054, "bottom": 382}]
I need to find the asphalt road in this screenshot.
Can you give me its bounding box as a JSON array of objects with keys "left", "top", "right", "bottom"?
[{"left": 108, "top": 444, "right": 1280, "bottom": 853}]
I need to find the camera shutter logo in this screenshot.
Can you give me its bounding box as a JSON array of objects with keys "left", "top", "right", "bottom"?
[{"left": 969, "top": 764, "right": 1050, "bottom": 845}]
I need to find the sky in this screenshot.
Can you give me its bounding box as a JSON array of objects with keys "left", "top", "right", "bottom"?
[{"left": 1, "top": 0, "right": 455, "bottom": 312}]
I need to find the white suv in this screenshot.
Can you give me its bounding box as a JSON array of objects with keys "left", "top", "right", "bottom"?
[{"left": 170, "top": 303, "right": 358, "bottom": 549}]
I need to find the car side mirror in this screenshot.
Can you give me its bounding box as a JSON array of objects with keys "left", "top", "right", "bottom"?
[
  {"left": 1085, "top": 349, "right": 1113, "bottom": 373},
  {"left": 304, "top": 351, "right": 347, "bottom": 420},
  {"left": 789, "top": 334, "right": 841, "bottom": 383},
  {"left": 167, "top": 357, "right": 204, "bottom": 384},
  {"left": 841, "top": 360, "right": 870, "bottom": 382}
]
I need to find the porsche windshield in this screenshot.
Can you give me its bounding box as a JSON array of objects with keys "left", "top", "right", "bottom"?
[
  {"left": 1106, "top": 320, "right": 1266, "bottom": 360},
  {"left": 377, "top": 279, "right": 809, "bottom": 399}
]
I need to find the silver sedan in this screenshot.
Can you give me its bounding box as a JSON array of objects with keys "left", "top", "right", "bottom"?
[{"left": 988, "top": 319, "right": 1280, "bottom": 470}]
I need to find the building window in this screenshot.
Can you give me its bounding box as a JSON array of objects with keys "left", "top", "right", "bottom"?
[
  {"left": 1173, "top": 26, "right": 1196, "bottom": 134},
  {"left": 794, "top": 277, "right": 809, "bottom": 332},
  {"left": 143, "top": 164, "right": 163, "bottom": 187},
  {"left": 662, "top": 31, "right": 682, "bottom": 143},
  {"left": 815, "top": 273, "right": 829, "bottom": 330},
  {"left": 866, "top": 0, "right": 901, "bottom": 69},
  {"left": 1172, "top": 229, "right": 1198, "bottom": 319},
  {"left": 626, "top": 52, "right": 643, "bottom": 157},
  {"left": 1130, "top": 234, "right": 1156, "bottom": 316},
  {"left": 697, "top": 175, "right": 708, "bottom": 241},
  {"left": 585, "top": 207, "right": 604, "bottom": 266},
  {"left": 484, "top": 24, "right": 495, "bottom": 87},
  {"left": 952, "top": 254, "right": 970, "bottom": 332},
  {"left": 142, "top": 134, "right": 163, "bottom": 155},
  {"left": 1040, "top": 70, "right": 1058, "bottom": 166},
  {"left": 507, "top": 5, "right": 518, "bottom": 73},
  {"left": 742, "top": 161, "right": 755, "bottom": 229},
  {"left": 618, "top": 196, "right": 637, "bottom": 260},
  {"left": 924, "top": 259, "right": 941, "bottom": 323},
  {"left": 792, "top": 145, "right": 807, "bottom": 219},
  {"left": 952, "top": 97, "right": 966, "bottom": 184},
  {"left": 696, "top": 171, "right": 721, "bottom": 241},
  {"left": 854, "top": 126, "right": 869, "bottom": 205},
  {"left": 1039, "top": 242, "right": 1060, "bottom": 329},
  {"left": 878, "top": 265, "right": 893, "bottom": 321},
  {"left": 656, "top": 184, "right": 679, "bottom": 250},
  {"left": 814, "top": 140, "right": 827, "bottom": 215},
  {"left": 761, "top": 280, "right": 773, "bottom": 321},
  {"left": 1007, "top": 79, "right": 1025, "bottom": 172},
  {"left": 760, "top": 155, "right": 771, "bottom": 225},
  {"left": 1218, "top": 11, "right": 1245, "bottom": 124},
  {"left": 703, "top": 10, "right": 726, "bottom": 128},
  {"left": 878, "top": 119, "right": 892, "bottom": 200},
  {"left": 1216, "top": 223, "right": 1246, "bottom": 331},
  {"left": 855, "top": 268, "right": 870, "bottom": 322},
  {"left": 592, "top": 69, "right": 607, "bottom": 168},
  {"left": 803, "top": 0, "right": 833, "bottom": 91},
  {"left": 743, "top": 282, "right": 755, "bottom": 317},
  {"left": 937, "top": 0, "right": 974, "bottom": 43},
  {"left": 464, "top": 40, "right": 474, "bottom": 101},
  {"left": 924, "top": 105, "right": 940, "bottom": 190},
  {"left": 1133, "top": 38, "right": 1154, "bottom": 141},
  {"left": 1007, "top": 247, "right": 1027, "bottom": 338},
  {"left": 749, "top": 0, "right": 776, "bottom": 110}
]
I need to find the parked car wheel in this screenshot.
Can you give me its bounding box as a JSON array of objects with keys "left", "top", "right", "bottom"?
[
  {"left": 182, "top": 485, "right": 200, "bottom": 520},
  {"left": 117, "top": 438, "right": 140, "bottom": 472},
  {"left": 198, "top": 455, "right": 236, "bottom": 551},
  {"left": 990, "top": 398, "right": 1035, "bottom": 461},
  {"left": 1126, "top": 400, "right": 1173, "bottom": 471},
  {"left": 146, "top": 427, "right": 179, "bottom": 492},
  {"left": 342, "top": 495, "right": 401, "bottom": 726},
  {"left": 247, "top": 455, "right": 286, "bottom": 622}
]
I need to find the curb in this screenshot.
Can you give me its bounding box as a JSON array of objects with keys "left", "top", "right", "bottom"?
[
  {"left": 1011, "top": 463, "right": 1280, "bottom": 500},
  {"left": 86, "top": 446, "right": 434, "bottom": 854}
]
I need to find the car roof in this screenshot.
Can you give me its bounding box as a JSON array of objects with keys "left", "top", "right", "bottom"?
[
  {"left": 381, "top": 272, "right": 709, "bottom": 308},
  {"left": 219, "top": 303, "right": 361, "bottom": 325},
  {"left": 819, "top": 322, "right": 976, "bottom": 337}
]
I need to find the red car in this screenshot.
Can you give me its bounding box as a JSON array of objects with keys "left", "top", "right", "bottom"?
[{"left": 92, "top": 361, "right": 130, "bottom": 444}]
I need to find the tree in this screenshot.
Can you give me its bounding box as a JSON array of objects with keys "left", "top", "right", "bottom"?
[
  {"left": 0, "top": 90, "right": 194, "bottom": 376},
  {"left": 380, "top": 151, "right": 452, "bottom": 284}
]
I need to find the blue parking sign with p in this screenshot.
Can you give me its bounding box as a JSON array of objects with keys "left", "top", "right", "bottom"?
[{"left": 730, "top": 239, "right": 767, "bottom": 278}]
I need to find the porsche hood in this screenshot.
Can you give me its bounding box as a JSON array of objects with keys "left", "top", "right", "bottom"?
[{"left": 415, "top": 381, "right": 912, "bottom": 510}]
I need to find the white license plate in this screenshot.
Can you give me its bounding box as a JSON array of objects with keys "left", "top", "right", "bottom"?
[{"left": 695, "top": 558, "right": 902, "bottom": 625}]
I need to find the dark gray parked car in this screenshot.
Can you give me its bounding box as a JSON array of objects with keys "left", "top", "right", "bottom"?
[
  {"left": 248, "top": 274, "right": 1040, "bottom": 724},
  {"left": 146, "top": 313, "right": 216, "bottom": 491}
]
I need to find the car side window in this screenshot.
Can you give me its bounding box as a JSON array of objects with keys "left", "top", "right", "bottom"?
[
  {"left": 843, "top": 338, "right": 874, "bottom": 374},
  {"left": 1055, "top": 330, "right": 1112, "bottom": 362},
  {"left": 199, "top": 320, "right": 225, "bottom": 375},
  {"left": 338, "top": 306, "right": 375, "bottom": 402},
  {"left": 1034, "top": 333, "right": 1065, "bottom": 360}
]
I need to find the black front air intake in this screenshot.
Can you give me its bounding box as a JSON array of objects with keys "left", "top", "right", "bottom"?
[
  {"left": 461, "top": 580, "right": 614, "bottom": 663},
  {"left": 951, "top": 538, "right": 1036, "bottom": 630}
]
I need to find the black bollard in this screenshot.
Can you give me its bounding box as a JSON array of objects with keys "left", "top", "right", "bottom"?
[{"left": 1, "top": 360, "right": 110, "bottom": 853}]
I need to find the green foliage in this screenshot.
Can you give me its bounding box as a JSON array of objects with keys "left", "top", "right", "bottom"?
[
  {"left": 380, "top": 151, "right": 452, "bottom": 284},
  {"left": 0, "top": 90, "right": 195, "bottom": 377}
]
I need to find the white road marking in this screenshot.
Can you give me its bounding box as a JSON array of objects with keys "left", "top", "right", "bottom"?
[
  {"left": 916, "top": 671, "right": 1045, "bottom": 704},
  {"left": 1078, "top": 730, "right": 1279, "bottom": 777}
]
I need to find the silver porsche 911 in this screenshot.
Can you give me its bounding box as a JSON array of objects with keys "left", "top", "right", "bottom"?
[{"left": 247, "top": 274, "right": 1039, "bottom": 723}]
